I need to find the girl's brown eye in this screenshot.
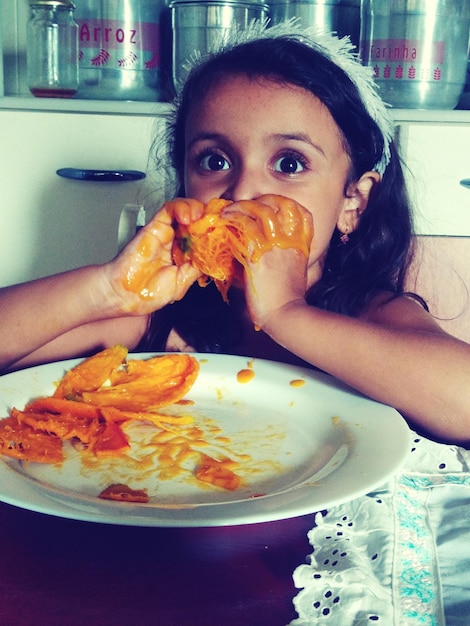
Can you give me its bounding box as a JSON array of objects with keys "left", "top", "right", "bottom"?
[
  {"left": 200, "top": 153, "right": 229, "bottom": 171},
  {"left": 274, "top": 155, "right": 305, "bottom": 174}
]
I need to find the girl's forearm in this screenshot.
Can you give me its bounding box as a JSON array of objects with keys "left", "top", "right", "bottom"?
[
  {"left": 262, "top": 301, "right": 470, "bottom": 444},
  {"left": 0, "top": 265, "right": 123, "bottom": 371},
  {"left": 0, "top": 206, "right": 200, "bottom": 373}
]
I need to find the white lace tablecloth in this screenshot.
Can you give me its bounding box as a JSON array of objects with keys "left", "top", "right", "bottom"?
[{"left": 291, "top": 433, "right": 470, "bottom": 625}]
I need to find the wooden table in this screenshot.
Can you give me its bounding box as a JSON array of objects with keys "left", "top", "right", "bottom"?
[{"left": 0, "top": 502, "right": 316, "bottom": 625}]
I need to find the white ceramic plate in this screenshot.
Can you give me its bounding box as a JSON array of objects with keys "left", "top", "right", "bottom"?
[{"left": 0, "top": 353, "right": 411, "bottom": 527}]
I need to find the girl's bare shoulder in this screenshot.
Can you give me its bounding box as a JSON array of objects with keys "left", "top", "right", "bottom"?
[{"left": 361, "top": 292, "right": 445, "bottom": 333}]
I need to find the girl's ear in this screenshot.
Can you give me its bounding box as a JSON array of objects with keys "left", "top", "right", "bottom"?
[{"left": 337, "top": 171, "right": 381, "bottom": 234}]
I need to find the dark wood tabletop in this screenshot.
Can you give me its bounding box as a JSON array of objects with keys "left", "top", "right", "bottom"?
[{"left": 0, "top": 502, "right": 316, "bottom": 625}]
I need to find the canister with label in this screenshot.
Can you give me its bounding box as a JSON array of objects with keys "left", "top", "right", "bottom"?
[
  {"left": 75, "top": 0, "right": 165, "bottom": 101},
  {"left": 360, "top": 0, "right": 470, "bottom": 109}
]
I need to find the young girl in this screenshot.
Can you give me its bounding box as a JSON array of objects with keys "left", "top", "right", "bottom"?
[{"left": 1, "top": 26, "right": 469, "bottom": 444}]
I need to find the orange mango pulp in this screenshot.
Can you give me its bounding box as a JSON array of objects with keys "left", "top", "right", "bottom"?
[
  {"left": 236, "top": 368, "right": 255, "bottom": 384},
  {"left": 0, "top": 347, "right": 199, "bottom": 463},
  {"left": 116, "top": 195, "right": 312, "bottom": 303},
  {"left": 172, "top": 196, "right": 312, "bottom": 301},
  {"left": 54, "top": 344, "right": 128, "bottom": 399},
  {"left": 195, "top": 453, "right": 242, "bottom": 491},
  {"left": 119, "top": 229, "right": 168, "bottom": 300},
  {"left": 80, "top": 351, "right": 200, "bottom": 411},
  {"left": 0, "top": 347, "right": 244, "bottom": 494}
]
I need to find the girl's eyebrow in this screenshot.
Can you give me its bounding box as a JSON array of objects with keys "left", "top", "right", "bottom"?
[
  {"left": 187, "top": 131, "right": 326, "bottom": 158},
  {"left": 186, "top": 132, "right": 226, "bottom": 150},
  {"left": 272, "top": 133, "right": 326, "bottom": 157}
]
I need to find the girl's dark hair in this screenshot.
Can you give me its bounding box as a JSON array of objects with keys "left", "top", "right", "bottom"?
[{"left": 139, "top": 36, "right": 418, "bottom": 353}]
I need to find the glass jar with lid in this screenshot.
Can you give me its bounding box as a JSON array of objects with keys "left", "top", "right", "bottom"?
[{"left": 27, "top": 0, "right": 79, "bottom": 98}]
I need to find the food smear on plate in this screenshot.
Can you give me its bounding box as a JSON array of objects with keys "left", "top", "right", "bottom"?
[
  {"left": 0, "top": 346, "right": 248, "bottom": 493},
  {"left": 195, "top": 453, "right": 242, "bottom": 490},
  {"left": 99, "top": 483, "right": 150, "bottom": 503},
  {"left": 289, "top": 379, "right": 306, "bottom": 388},
  {"left": 236, "top": 358, "right": 256, "bottom": 383},
  {"left": 236, "top": 368, "right": 255, "bottom": 384},
  {"left": 170, "top": 195, "right": 313, "bottom": 302}
]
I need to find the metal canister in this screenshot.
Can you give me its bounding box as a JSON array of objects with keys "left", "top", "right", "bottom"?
[
  {"left": 169, "top": 0, "right": 269, "bottom": 89},
  {"left": 269, "top": 0, "right": 360, "bottom": 49},
  {"left": 360, "top": 0, "right": 470, "bottom": 109},
  {"left": 75, "top": 0, "right": 165, "bottom": 101}
]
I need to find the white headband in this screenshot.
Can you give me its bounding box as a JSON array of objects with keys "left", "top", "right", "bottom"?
[{"left": 178, "top": 19, "right": 394, "bottom": 175}]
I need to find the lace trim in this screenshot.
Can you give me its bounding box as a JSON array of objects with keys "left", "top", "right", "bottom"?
[
  {"left": 393, "top": 475, "right": 444, "bottom": 626},
  {"left": 292, "top": 495, "right": 395, "bottom": 624},
  {"left": 291, "top": 435, "right": 470, "bottom": 625}
]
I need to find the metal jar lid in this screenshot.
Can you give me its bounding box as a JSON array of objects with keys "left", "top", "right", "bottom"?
[
  {"left": 268, "top": 0, "right": 359, "bottom": 5},
  {"left": 170, "top": 0, "right": 267, "bottom": 5},
  {"left": 29, "top": 0, "right": 76, "bottom": 8}
]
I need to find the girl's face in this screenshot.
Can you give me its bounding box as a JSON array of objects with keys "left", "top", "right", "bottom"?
[{"left": 184, "top": 75, "right": 364, "bottom": 284}]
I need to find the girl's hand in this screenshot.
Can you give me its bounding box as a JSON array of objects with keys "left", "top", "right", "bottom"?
[
  {"left": 104, "top": 199, "right": 204, "bottom": 315},
  {"left": 244, "top": 245, "right": 309, "bottom": 330},
  {"left": 225, "top": 194, "right": 313, "bottom": 328}
]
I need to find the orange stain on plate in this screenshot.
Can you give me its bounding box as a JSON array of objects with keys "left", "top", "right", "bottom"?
[
  {"left": 236, "top": 368, "right": 255, "bottom": 384},
  {"left": 289, "top": 379, "right": 305, "bottom": 388},
  {"left": 236, "top": 359, "right": 256, "bottom": 384}
]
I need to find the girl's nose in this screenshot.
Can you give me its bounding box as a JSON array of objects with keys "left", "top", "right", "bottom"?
[{"left": 221, "top": 168, "right": 264, "bottom": 202}]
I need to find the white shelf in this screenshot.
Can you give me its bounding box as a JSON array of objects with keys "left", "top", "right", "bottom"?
[
  {"left": 0, "top": 96, "right": 171, "bottom": 117},
  {"left": 1, "top": 95, "right": 470, "bottom": 124},
  {"left": 390, "top": 108, "right": 470, "bottom": 124}
]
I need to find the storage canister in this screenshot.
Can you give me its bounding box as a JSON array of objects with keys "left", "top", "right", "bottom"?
[
  {"left": 269, "top": 0, "right": 360, "bottom": 49},
  {"left": 27, "top": 0, "right": 79, "bottom": 98},
  {"left": 457, "top": 53, "right": 470, "bottom": 108},
  {"left": 74, "top": 0, "right": 165, "bottom": 101},
  {"left": 169, "top": 0, "right": 269, "bottom": 89},
  {"left": 360, "top": 0, "right": 470, "bottom": 109}
]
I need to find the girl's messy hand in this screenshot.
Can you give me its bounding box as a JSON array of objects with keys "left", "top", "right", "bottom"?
[
  {"left": 244, "top": 243, "right": 310, "bottom": 330},
  {"left": 226, "top": 194, "right": 313, "bottom": 328},
  {"left": 224, "top": 194, "right": 313, "bottom": 263},
  {"left": 105, "top": 199, "right": 204, "bottom": 315}
]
